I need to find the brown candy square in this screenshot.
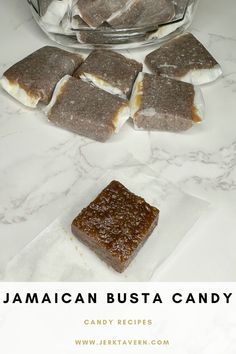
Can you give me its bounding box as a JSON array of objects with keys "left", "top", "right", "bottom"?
[
  {"left": 46, "top": 76, "right": 130, "bottom": 142},
  {"left": 130, "top": 72, "right": 204, "bottom": 132},
  {"left": 0, "top": 46, "right": 83, "bottom": 107},
  {"left": 74, "top": 49, "right": 143, "bottom": 99},
  {"left": 74, "top": 0, "right": 129, "bottom": 28},
  {"left": 72, "top": 180, "right": 159, "bottom": 273},
  {"left": 108, "top": 0, "right": 175, "bottom": 28},
  {"left": 145, "top": 33, "right": 222, "bottom": 85}
]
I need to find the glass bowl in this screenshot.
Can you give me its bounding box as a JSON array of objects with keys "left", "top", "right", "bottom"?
[{"left": 28, "top": 0, "right": 199, "bottom": 50}]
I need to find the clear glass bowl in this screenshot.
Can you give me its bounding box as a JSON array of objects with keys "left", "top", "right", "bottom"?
[{"left": 28, "top": 0, "right": 199, "bottom": 50}]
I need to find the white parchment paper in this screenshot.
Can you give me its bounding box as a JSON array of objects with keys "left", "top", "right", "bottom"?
[{"left": 1, "top": 162, "right": 209, "bottom": 281}]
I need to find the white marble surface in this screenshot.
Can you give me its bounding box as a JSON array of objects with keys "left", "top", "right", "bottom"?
[{"left": 0, "top": 0, "right": 236, "bottom": 281}]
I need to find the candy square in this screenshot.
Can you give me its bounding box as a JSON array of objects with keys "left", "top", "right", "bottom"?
[
  {"left": 71, "top": 180, "right": 159, "bottom": 273},
  {"left": 0, "top": 46, "right": 83, "bottom": 108},
  {"left": 46, "top": 76, "right": 130, "bottom": 142},
  {"left": 130, "top": 72, "right": 205, "bottom": 132},
  {"left": 108, "top": 0, "right": 175, "bottom": 28},
  {"left": 145, "top": 33, "right": 222, "bottom": 85},
  {"left": 74, "top": 49, "right": 142, "bottom": 98},
  {"left": 73, "top": 0, "right": 129, "bottom": 28}
]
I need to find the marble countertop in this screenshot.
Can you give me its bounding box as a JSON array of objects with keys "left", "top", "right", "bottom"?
[{"left": 0, "top": 0, "right": 236, "bottom": 281}]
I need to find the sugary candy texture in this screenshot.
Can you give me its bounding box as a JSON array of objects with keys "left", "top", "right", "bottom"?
[
  {"left": 72, "top": 180, "right": 159, "bottom": 273},
  {"left": 46, "top": 76, "right": 130, "bottom": 142}
]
